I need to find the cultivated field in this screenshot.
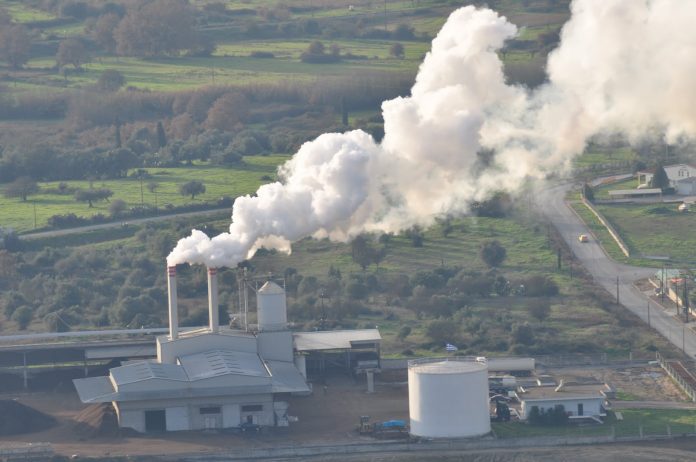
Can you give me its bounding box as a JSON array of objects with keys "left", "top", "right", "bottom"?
[{"left": 0, "top": 156, "right": 288, "bottom": 232}]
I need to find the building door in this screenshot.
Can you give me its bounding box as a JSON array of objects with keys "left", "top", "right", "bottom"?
[
  {"left": 577, "top": 403, "right": 584, "bottom": 416},
  {"left": 145, "top": 410, "right": 167, "bottom": 432}
]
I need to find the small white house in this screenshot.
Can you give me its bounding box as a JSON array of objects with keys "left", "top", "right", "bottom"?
[
  {"left": 637, "top": 164, "right": 696, "bottom": 195},
  {"left": 516, "top": 383, "right": 607, "bottom": 422}
]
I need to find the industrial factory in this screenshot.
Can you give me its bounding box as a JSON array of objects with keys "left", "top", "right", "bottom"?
[{"left": 73, "top": 266, "right": 381, "bottom": 433}]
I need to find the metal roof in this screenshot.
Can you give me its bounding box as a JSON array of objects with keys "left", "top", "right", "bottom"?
[
  {"left": 258, "top": 281, "right": 285, "bottom": 295},
  {"left": 179, "top": 349, "right": 269, "bottom": 380},
  {"left": 293, "top": 329, "right": 381, "bottom": 351},
  {"left": 267, "top": 360, "right": 311, "bottom": 393},
  {"left": 517, "top": 384, "right": 605, "bottom": 401},
  {"left": 110, "top": 361, "right": 188, "bottom": 386},
  {"left": 608, "top": 189, "right": 661, "bottom": 196},
  {"left": 73, "top": 376, "right": 119, "bottom": 403}
]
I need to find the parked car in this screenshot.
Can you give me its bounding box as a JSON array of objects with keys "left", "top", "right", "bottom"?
[{"left": 578, "top": 234, "right": 589, "bottom": 243}]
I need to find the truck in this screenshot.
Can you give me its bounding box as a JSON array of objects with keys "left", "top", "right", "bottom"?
[{"left": 358, "top": 416, "right": 408, "bottom": 439}]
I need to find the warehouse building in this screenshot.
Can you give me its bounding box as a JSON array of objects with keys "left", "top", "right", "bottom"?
[{"left": 74, "top": 267, "right": 380, "bottom": 433}]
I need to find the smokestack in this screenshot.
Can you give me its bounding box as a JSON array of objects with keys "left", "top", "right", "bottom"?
[
  {"left": 208, "top": 267, "right": 219, "bottom": 333},
  {"left": 167, "top": 266, "right": 178, "bottom": 340}
]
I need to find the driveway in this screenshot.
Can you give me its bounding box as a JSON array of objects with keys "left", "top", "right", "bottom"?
[{"left": 538, "top": 183, "right": 696, "bottom": 357}]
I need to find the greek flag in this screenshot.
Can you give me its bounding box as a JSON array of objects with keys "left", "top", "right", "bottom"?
[{"left": 445, "top": 343, "right": 458, "bottom": 352}]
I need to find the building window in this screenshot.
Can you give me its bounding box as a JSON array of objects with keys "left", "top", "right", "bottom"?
[
  {"left": 241, "top": 404, "right": 263, "bottom": 412},
  {"left": 577, "top": 403, "right": 584, "bottom": 416},
  {"left": 200, "top": 406, "right": 221, "bottom": 414}
]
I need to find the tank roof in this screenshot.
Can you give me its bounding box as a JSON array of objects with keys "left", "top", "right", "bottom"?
[
  {"left": 258, "top": 281, "right": 285, "bottom": 295},
  {"left": 409, "top": 359, "right": 487, "bottom": 374}
]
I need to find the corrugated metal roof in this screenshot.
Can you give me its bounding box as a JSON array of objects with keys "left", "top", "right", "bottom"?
[
  {"left": 73, "top": 376, "right": 119, "bottom": 403},
  {"left": 180, "top": 349, "right": 269, "bottom": 380},
  {"left": 267, "top": 360, "right": 311, "bottom": 393},
  {"left": 110, "top": 361, "right": 189, "bottom": 385},
  {"left": 293, "top": 329, "right": 381, "bottom": 351}
]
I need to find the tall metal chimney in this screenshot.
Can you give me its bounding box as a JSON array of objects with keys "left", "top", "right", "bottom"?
[
  {"left": 167, "top": 266, "right": 178, "bottom": 340},
  {"left": 208, "top": 267, "right": 219, "bottom": 333}
]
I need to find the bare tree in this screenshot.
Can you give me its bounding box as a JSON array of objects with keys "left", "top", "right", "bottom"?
[
  {"left": 3, "top": 177, "right": 39, "bottom": 201},
  {"left": 57, "top": 38, "right": 88, "bottom": 69},
  {"left": 114, "top": 0, "right": 199, "bottom": 57},
  {"left": 0, "top": 25, "right": 31, "bottom": 69},
  {"left": 205, "top": 93, "right": 250, "bottom": 131}
]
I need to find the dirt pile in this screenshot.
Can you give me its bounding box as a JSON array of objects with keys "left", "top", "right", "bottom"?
[
  {"left": 72, "top": 403, "right": 121, "bottom": 438},
  {"left": 0, "top": 399, "right": 56, "bottom": 435}
]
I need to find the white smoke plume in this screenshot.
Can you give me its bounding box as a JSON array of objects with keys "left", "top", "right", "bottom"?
[{"left": 168, "top": 0, "right": 696, "bottom": 268}]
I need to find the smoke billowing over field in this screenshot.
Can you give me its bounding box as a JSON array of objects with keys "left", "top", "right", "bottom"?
[{"left": 169, "top": 0, "right": 696, "bottom": 268}]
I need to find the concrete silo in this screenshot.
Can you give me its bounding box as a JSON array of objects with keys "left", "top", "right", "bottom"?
[
  {"left": 408, "top": 357, "right": 490, "bottom": 438},
  {"left": 256, "top": 281, "right": 287, "bottom": 331}
]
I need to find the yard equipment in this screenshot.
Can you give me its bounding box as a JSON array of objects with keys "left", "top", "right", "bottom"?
[{"left": 357, "top": 416, "right": 409, "bottom": 438}]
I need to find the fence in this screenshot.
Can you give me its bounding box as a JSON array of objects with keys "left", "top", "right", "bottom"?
[
  {"left": 656, "top": 351, "right": 696, "bottom": 402},
  {"left": 581, "top": 197, "right": 631, "bottom": 257}
]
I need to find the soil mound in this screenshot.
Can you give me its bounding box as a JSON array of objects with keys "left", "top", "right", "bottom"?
[
  {"left": 0, "top": 399, "right": 56, "bottom": 435},
  {"left": 73, "top": 403, "right": 121, "bottom": 438}
]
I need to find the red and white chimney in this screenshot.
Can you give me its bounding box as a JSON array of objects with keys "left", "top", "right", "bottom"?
[
  {"left": 208, "top": 267, "right": 219, "bottom": 333},
  {"left": 167, "top": 266, "right": 178, "bottom": 340}
]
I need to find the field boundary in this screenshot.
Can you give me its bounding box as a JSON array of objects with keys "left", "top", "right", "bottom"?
[{"left": 581, "top": 198, "right": 631, "bottom": 257}]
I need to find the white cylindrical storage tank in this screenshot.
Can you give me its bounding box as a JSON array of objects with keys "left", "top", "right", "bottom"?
[
  {"left": 408, "top": 357, "right": 490, "bottom": 438},
  {"left": 257, "top": 281, "right": 287, "bottom": 331}
]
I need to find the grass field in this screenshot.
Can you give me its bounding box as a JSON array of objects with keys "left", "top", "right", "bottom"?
[
  {"left": 0, "top": 0, "right": 568, "bottom": 94},
  {"left": 0, "top": 155, "right": 289, "bottom": 232},
  {"left": 493, "top": 409, "right": 696, "bottom": 438},
  {"left": 595, "top": 203, "right": 696, "bottom": 266}
]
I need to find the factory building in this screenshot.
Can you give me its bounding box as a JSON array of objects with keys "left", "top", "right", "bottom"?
[{"left": 74, "top": 266, "right": 380, "bottom": 433}]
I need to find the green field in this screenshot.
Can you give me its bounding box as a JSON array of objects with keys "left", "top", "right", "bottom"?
[
  {"left": 595, "top": 203, "right": 696, "bottom": 266},
  {"left": 493, "top": 409, "right": 696, "bottom": 438},
  {"left": 0, "top": 155, "right": 289, "bottom": 232}
]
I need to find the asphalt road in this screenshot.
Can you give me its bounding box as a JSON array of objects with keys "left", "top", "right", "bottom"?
[{"left": 538, "top": 183, "right": 696, "bottom": 358}]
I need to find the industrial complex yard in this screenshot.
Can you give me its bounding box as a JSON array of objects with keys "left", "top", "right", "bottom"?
[{"left": 0, "top": 360, "right": 695, "bottom": 460}]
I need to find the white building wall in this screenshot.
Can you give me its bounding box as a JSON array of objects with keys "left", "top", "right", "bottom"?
[
  {"left": 223, "top": 404, "right": 241, "bottom": 427},
  {"left": 521, "top": 397, "right": 604, "bottom": 419},
  {"left": 115, "top": 394, "right": 275, "bottom": 432},
  {"left": 166, "top": 406, "right": 190, "bottom": 431},
  {"left": 118, "top": 408, "right": 145, "bottom": 433}
]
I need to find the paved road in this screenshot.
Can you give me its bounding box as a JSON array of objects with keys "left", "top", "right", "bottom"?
[
  {"left": 19, "top": 207, "right": 231, "bottom": 240},
  {"left": 538, "top": 183, "right": 696, "bottom": 358}
]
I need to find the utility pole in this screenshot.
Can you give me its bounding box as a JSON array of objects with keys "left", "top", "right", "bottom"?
[
  {"left": 33, "top": 201, "right": 37, "bottom": 229},
  {"left": 683, "top": 325, "right": 686, "bottom": 353},
  {"left": 139, "top": 176, "right": 144, "bottom": 206},
  {"left": 616, "top": 276, "right": 620, "bottom": 305},
  {"left": 662, "top": 263, "right": 666, "bottom": 303},
  {"left": 647, "top": 301, "right": 651, "bottom": 327},
  {"left": 557, "top": 248, "right": 561, "bottom": 270},
  {"left": 683, "top": 276, "right": 690, "bottom": 323}
]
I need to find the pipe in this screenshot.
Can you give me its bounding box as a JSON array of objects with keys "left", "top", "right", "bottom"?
[
  {"left": 167, "top": 266, "right": 178, "bottom": 340},
  {"left": 208, "top": 267, "right": 219, "bottom": 333}
]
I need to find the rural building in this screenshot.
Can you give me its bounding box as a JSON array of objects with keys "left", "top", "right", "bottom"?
[
  {"left": 74, "top": 267, "right": 381, "bottom": 433},
  {"left": 637, "top": 164, "right": 696, "bottom": 195},
  {"left": 516, "top": 382, "right": 607, "bottom": 422},
  {"left": 607, "top": 188, "right": 662, "bottom": 199}
]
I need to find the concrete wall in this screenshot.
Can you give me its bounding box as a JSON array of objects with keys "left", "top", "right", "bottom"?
[
  {"left": 521, "top": 397, "right": 603, "bottom": 419},
  {"left": 257, "top": 331, "right": 294, "bottom": 362}
]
